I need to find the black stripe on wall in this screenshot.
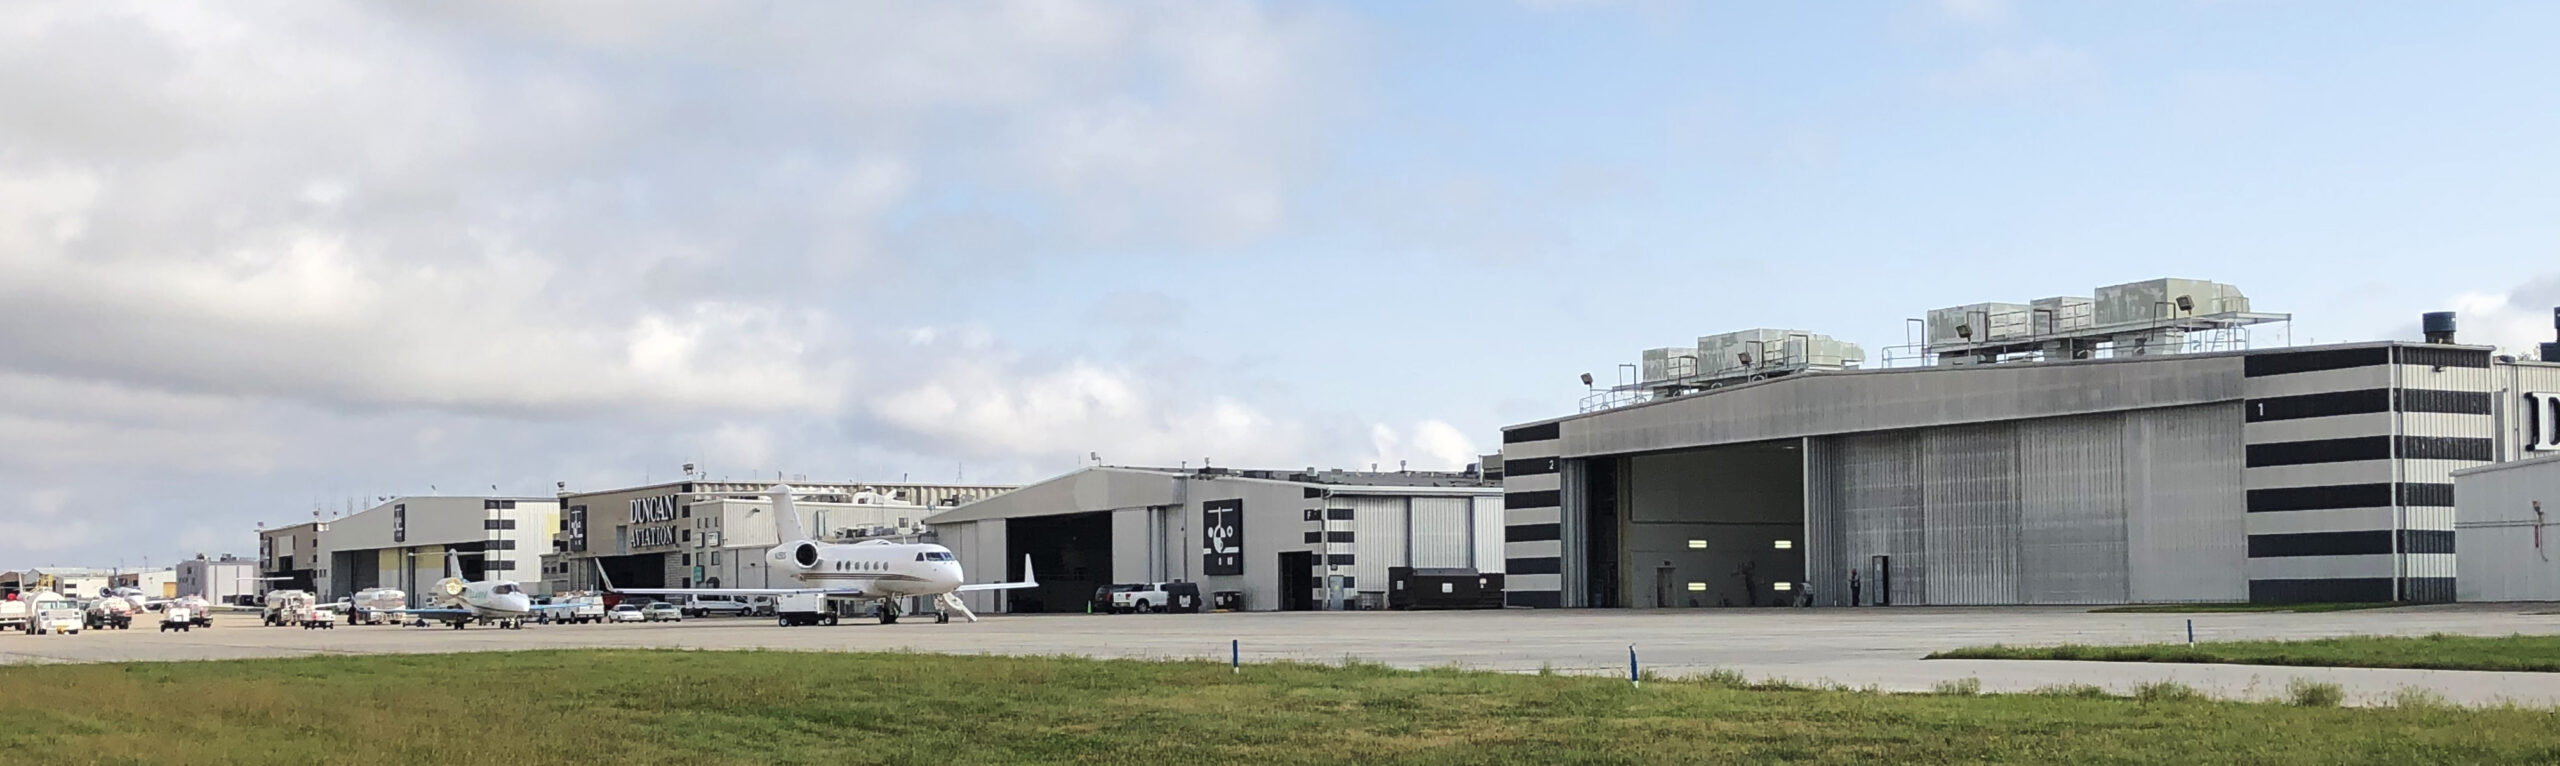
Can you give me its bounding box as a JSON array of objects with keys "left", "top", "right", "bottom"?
[
  {"left": 2247, "top": 482, "right": 2457, "bottom": 512},
  {"left": 1506, "top": 490, "right": 1561, "bottom": 509},
  {"left": 1506, "top": 590, "right": 1561, "bottom": 608},
  {"left": 1304, "top": 531, "right": 1320, "bottom": 544},
  {"left": 1507, "top": 557, "right": 1561, "bottom": 575},
  {"left": 2246, "top": 436, "right": 2387, "bottom": 467},
  {"left": 1327, "top": 554, "right": 1355, "bottom": 566},
  {"left": 2247, "top": 483, "right": 2392, "bottom": 512},
  {"left": 2400, "top": 482, "right": 2454, "bottom": 507},
  {"left": 2399, "top": 436, "right": 2493, "bottom": 462},
  {"left": 1503, "top": 422, "right": 1561, "bottom": 444},
  {"left": 2246, "top": 531, "right": 2394, "bottom": 558},
  {"left": 2243, "top": 347, "right": 2389, "bottom": 378},
  {"left": 2396, "top": 346, "right": 2493, "bottom": 369},
  {"left": 2246, "top": 389, "right": 2391, "bottom": 422},
  {"left": 2405, "top": 577, "right": 2456, "bottom": 604},
  {"left": 2400, "top": 529, "right": 2456, "bottom": 554},
  {"left": 1502, "top": 457, "right": 1559, "bottom": 477},
  {"left": 2398, "top": 389, "right": 2495, "bottom": 416},
  {"left": 2250, "top": 578, "right": 2393, "bottom": 604},
  {"left": 1505, "top": 523, "right": 1561, "bottom": 543}
]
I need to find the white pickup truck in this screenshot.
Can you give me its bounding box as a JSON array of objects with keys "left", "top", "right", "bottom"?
[
  {"left": 26, "top": 593, "right": 83, "bottom": 635},
  {"left": 0, "top": 597, "right": 30, "bottom": 633}
]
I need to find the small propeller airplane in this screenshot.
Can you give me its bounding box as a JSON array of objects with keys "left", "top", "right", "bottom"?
[
  {"left": 386, "top": 551, "right": 586, "bottom": 630},
  {"left": 599, "top": 484, "right": 1038, "bottom": 624}
]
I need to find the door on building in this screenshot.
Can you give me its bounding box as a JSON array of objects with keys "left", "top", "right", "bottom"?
[
  {"left": 1870, "top": 555, "right": 1891, "bottom": 607},
  {"left": 1278, "top": 551, "right": 1316, "bottom": 611},
  {"left": 1654, "top": 565, "right": 1678, "bottom": 608}
]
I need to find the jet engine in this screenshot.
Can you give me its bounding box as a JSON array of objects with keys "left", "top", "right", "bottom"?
[{"left": 792, "top": 541, "right": 821, "bottom": 569}]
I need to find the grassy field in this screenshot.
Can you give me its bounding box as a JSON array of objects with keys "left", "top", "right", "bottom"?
[
  {"left": 2089, "top": 603, "right": 2401, "bottom": 614},
  {"left": 7, "top": 650, "right": 2560, "bottom": 764},
  {"left": 1931, "top": 633, "right": 2560, "bottom": 673}
]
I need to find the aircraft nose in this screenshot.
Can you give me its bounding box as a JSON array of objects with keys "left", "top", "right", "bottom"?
[
  {"left": 937, "top": 562, "right": 964, "bottom": 588},
  {"left": 504, "top": 594, "right": 531, "bottom": 612}
]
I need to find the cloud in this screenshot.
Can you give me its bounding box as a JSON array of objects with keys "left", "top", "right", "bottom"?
[
  {"left": 1361, "top": 421, "right": 1484, "bottom": 473},
  {"left": 1926, "top": 43, "right": 2096, "bottom": 100},
  {"left": 2431, "top": 275, "right": 2560, "bottom": 358},
  {"left": 0, "top": 2, "right": 1434, "bottom": 564}
]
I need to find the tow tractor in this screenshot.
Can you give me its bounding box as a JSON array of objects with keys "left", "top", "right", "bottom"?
[{"left": 300, "top": 607, "right": 336, "bottom": 629}]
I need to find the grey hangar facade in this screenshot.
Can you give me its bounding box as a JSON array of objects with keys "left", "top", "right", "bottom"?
[{"left": 1499, "top": 341, "right": 2558, "bottom": 608}]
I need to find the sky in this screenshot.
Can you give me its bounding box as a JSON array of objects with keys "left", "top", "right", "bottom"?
[{"left": 4, "top": 0, "right": 2558, "bottom": 568}]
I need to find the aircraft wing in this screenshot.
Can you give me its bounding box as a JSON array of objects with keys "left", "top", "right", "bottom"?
[
  {"left": 594, "top": 563, "right": 872, "bottom": 599},
  {"left": 605, "top": 585, "right": 877, "bottom": 599},
  {"left": 383, "top": 607, "right": 475, "bottom": 620},
  {"left": 954, "top": 556, "right": 1040, "bottom": 592},
  {"left": 523, "top": 601, "right": 593, "bottom": 612}
]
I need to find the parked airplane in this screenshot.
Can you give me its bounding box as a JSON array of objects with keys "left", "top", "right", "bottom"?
[
  {"left": 598, "top": 484, "right": 1036, "bottom": 624},
  {"left": 388, "top": 553, "right": 586, "bottom": 630}
]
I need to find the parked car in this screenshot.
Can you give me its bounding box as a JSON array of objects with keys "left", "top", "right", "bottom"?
[
  {"left": 681, "top": 594, "right": 767, "bottom": 618},
  {"left": 1102, "top": 583, "right": 1169, "bottom": 614},
  {"left": 607, "top": 603, "right": 646, "bottom": 623},
  {"left": 642, "top": 602, "right": 682, "bottom": 622}
]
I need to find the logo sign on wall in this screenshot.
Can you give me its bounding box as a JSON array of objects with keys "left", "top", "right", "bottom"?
[
  {"left": 392, "top": 503, "right": 407, "bottom": 544},
  {"left": 1202, "top": 499, "right": 1244, "bottom": 576},
  {"left": 2530, "top": 392, "right": 2560, "bottom": 452},
  {"left": 629, "top": 495, "right": 681, "bottom": 524},
  {"left": 567, "top": 505, "right": 588, "bottom": 552}
]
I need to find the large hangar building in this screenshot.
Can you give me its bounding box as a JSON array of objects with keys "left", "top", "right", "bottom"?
[
  {"left": 925, "top": 466, "right": 1503, "bottom": 614},
  {"left": 1500, "top": 279, "right": 2560, "bottom": 608}
]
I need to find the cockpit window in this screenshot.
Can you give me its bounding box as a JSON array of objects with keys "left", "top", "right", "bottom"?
[
  {"left": 922, "top": 551, "right": 955, "bottom": 562},
  {"left": 492, "top": 584, "right": 519, "bottom": 595}
]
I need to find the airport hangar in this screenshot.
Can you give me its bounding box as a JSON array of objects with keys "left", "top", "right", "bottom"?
[
  {"left": 1498, "top": 285, "right": 2560, "bottom": 609},
  {"left": 922, "top": 466, "right": 1505, "bottom": 614},
  {"left": 306, "top": 496, "right": 563, "bottom": 605},
  {"left": 546, "top": 480, "right": 1012, "bottom": 596}
]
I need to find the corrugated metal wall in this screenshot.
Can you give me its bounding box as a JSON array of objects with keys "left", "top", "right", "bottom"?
[
  {"left": 1346, "top": 496, "right": 1408, "bottom": 596},
  {"left": 2456, "top": 458, "right": 2560, "bottom": 601},
  {"left": 1921, "top": 424, "right": 2023, "bottom": 605},
  {"left": 1409, "top": 496, "right": 1473, "bottom": 568},
  {"left": 1110, "top": 509, "right": 1152, "bottom": 585},
  {"left": 2124, "top": 404, "right": 2247, "bottom": 602},
  {"left": 2018, "top": 416, "right": 2130, "bottom": 604},
  {"left": 1833, "top": 432, "right": 1923, "bottom": 604},
  {"left": 1472, "top": 496, "right": 1504, "bottom": 572},
  {"left": 1811, "top": 403, "right": 2245, "bottom": 605}
]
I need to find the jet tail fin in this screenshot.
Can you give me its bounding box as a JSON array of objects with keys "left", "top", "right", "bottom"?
[
  {"left": 770, "top": 484, "right": 808, "bottom": 543},
  {"left": 954, "top": 555, "right": 1040, "bottom": 593}
]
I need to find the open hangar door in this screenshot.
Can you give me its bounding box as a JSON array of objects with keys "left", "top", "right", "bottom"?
[
  {"left": 1613, "top": 441, "right": 1807, "bottom": 608},
  {"left": 594, "top": 554, "right": 668, "bottom": 592},
  {"left": 1007, "top": 511, "right": 1112, "bottom": 613}
]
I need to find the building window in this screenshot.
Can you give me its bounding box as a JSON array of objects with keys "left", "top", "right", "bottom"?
[
  {"left": 681, "top": 554, "right": 692, "bottom": 566},
  {"left": 484, "top": 519, "right": 517, "bottom": 530},
  {"left": 681, "top": 529, "right": 692, "bottom": 544},
  {"left": 710, "top": 551, "right": 721, "bottom": 566}
]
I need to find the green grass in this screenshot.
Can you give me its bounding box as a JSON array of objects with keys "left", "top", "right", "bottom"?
[
  {"left": 2090, "top": 602, "right": 2401, "bottom": 614},
  {"left": 7, "top": 650, "right": 2560, "bottom": 764},
  {"left": 1930, "top": 633, "right": 2560, "bottom": 673}
]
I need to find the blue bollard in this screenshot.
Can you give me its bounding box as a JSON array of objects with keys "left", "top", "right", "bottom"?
[
  {"left": 2187, "top": 619, "right": 2195, "bottom": 646},
  {"left": 1232, "top": 638, "right": 1240, "bottom": 674},
  {"left": 1629, "top": 644, "right": 1639, "bottom": 689}
]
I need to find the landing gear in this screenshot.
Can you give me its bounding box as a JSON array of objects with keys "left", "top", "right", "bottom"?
[
  {"left": 877, "top": 600, "right": 900, "bottom": 625},
  {"left": 936, "top": 611, "right": 950, "bottom": 624}
]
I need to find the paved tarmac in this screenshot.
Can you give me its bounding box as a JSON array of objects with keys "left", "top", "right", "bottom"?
[{"left": 7, "top": 604, "right": 2559, "bottom": 707}]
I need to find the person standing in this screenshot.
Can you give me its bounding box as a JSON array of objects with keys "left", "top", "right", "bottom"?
[{"left": 1848, "top": 569, "right": 1863, "bottom": 607}]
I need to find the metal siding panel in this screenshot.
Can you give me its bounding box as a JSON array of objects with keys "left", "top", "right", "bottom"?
[
  {"left": 1473, "top": 496, "right": 1505, "bottom": 572},
  {"left": 1560, "top": 354, "right": 2245, "bottom": 459},
  {"left": 2126, "top": 403, "right": 2249, "bottom": 602},
  {"left": 1803, "top": 437, "right": 1845, "bottom": 605},
  {"left": 2455, "top": 457, "right": 2560, "bottom": 601},
  {"left": 1835, "top": 432, "right": 1923, "bottom": 605},
  {"left": 1111, "top": 509, "right": 1151, "bottom": 585},
  {"left": 1347, "top": 496, "right": 1406, "bottom": 597},
  {"left": 1923, "top": 424, "right": 2022, "bottom": 605},
  {"left": 2017, "top": 415, "right": 2130, "bottom": 604},
  {"left": 1409, "top": 496, "right": 1473, "bottom": 568}
]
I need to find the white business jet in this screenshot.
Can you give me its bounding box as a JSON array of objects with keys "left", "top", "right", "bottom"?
[
  {"left": 387, "top": 552, "right": 586, "bottom": 630},
  {"left": 599, "top": 484, "right": 1036, "bottom": 625}
]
